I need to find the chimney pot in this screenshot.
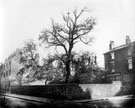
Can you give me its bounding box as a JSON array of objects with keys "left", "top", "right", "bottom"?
[
  {"left": 126, "top": 36, "right": 131, "bottom": 44},
  {"left": 109, "top": 41, "right": 115, "bottom": 50}
]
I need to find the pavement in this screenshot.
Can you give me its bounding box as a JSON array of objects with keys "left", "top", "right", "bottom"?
[
  {"left": 73, "top": 95, "right": 134, "bottom": 103},
  {"left": 0, "top": 93, "right": 134, "bottom": 103},
  {"left": 0, "top": 93, "right": 53, "bottom": 103}
]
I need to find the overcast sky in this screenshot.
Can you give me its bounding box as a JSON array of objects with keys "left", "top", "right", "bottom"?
[{"left": 0, "top": 0, "right": 135, "bottom": 67}]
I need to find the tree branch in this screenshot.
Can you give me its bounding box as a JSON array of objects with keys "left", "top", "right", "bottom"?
[{"left": 79, "top": 37, "right": 93, "bottom": 45}]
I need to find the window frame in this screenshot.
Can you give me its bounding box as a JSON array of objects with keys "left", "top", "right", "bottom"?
[
  {"left": 110, "top": 52, "right": 115, "bottom": 60},
  {"left": 110, "top": 61, "right": 115, "bottom": 72},
  {"left": 128, "top": 58, "right": 133, "bottom": 70}
]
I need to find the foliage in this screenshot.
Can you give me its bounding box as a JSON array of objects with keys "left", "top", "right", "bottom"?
[
  {"left": 18, "top": 39, "right": 40, "bottom": 84},
  {"left": 70, "top": 51, "right": 97, "bottom": 83},
  {"left": 72, "top": 51, "right": 97, "bottom": 71},
  {"left": 43, "top": 51, "right": 99, "bottom": 84},
  {"left": 41, "top": 54, "right": 65, "bottom": 84},
  {"left": 48, "top": 51, "right": 106, "bottom": 84},
  {"left": 39, "top": 7, "right": 96, "bottom": 83},
  {"left": 16, "top": 68, "right": 25, "bottom": 86},
  {"left": 20, "top": 39, "right": 39, "bottom": 70}
]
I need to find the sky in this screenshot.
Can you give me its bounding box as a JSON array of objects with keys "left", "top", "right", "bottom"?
[{"left": 0, "top": 0, "right": 135, "bottom": 67}]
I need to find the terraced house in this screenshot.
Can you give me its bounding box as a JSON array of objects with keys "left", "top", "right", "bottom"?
[
  {"left": 0, "top": 63, "right": 3, "bottom": 91},
  {"left": 0, "top": 49, "right": 22, "bottom": 92},
  {"left": 104, "top": 36, "right": 135, "bottom": 83}
]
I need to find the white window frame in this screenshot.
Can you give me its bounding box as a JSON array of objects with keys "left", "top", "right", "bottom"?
[
  {"left": 111, "top": 52, "right": 115, "bottom": 60},
  {"left": 128, "top": 58, "right": 132, "bottom": 69}
]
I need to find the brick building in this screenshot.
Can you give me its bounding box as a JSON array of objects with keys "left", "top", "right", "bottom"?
[
  {"left": 0, "top": 49, "right": 22, "bottom": 92},
  {"left": 104, "top": 36, "right": 135, "bottom": 83}
]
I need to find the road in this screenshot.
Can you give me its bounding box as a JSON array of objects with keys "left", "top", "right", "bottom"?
[
  {"left": 82, "top": 97, "right": 135, "bottom": 108},
  {"left": 0, "top": 95, "right": 84, "bottom": 108},
  {"left": 0, "top": 95, "right": 135, "bottom": 108}
]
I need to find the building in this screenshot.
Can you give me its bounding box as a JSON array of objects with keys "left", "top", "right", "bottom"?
[
  {"left": 0, "top": 63, "right": 3, "bottom": 91},
  {"left": 0, "top": 63, "right": 3, "bottom": 80},
  {"left": 0, "top": 49, "right": 22, "bottom": 92},
  {"left": 104, "top": 36, "right": 135, "bottom": 83}
]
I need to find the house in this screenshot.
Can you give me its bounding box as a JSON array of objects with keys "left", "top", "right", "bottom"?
[
  {"left": 104, "top": 36, "right": 135, "bottom": 83},
  {"left": 0, "top": 49, "right": 22, "bottom": 92},
  {"left": 0, "top": 63, "right": 3, "bottom": 91}
]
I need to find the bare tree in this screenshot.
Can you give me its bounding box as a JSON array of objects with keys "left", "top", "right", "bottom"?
[{"left": 39, "top": 8, "right": 96, "bottom": 83}]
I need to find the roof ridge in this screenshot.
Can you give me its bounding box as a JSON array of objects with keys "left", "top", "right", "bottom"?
[{"left": 104, "top": 41, "right": 135, "bottom": 54}]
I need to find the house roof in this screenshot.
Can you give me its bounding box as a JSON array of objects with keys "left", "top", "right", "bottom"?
[{"left": 104, "top": 41, "right": 135, "bottom": 54}]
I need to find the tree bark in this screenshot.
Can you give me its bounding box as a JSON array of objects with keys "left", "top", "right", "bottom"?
[{"left": 65, "top": 61, "right": 70, "bottom": 84}]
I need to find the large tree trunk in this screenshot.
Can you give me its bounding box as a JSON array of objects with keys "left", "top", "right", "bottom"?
[{"left": 65, "top": 61, "right": 70, "bottom": 84}]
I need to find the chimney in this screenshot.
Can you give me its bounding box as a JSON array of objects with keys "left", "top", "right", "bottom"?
[
  {"left": 126, "top": 36, "right": 131, "bottom": 44},
  {"left": 109, "top": 41, "right": 115, "bottom": 50}
]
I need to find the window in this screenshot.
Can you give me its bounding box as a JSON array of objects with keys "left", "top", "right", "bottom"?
[
  {"left": 4, "top": 73, "right": 5, "bottom": 78},
  {"left": 128, "top": 58, "right": 132, "bottom": 69},
  {"left": 9, "top": 69, "right": 11, "bottom": 76},
  {"left": 6, "top": 63, "right": 8, "bottom": 68},
  {"left": 6, "top": 71, "right": 8, "bottom": 77},
  {"left": 9, "top": 61, "right": 11, "bottom": 66},
  {"left": 115, "top": 76, "right": 121, "bottom": 81},
  {"left": 109, "top": 75, "right": 121, "bottom": 82},
  {"left": 109, "top": 76, "right": 114, "bottom": 82},
  {"left": 111, "top": 61, "right": 115, "bottom": 72},
  {"left": 9, "top": 81, "right": 10, "bottom": 87},
  {"left": 111, "top": 52, "right": 114, "bottom": 60},
  {"left": 3, "top": 65, "right": 5, "bottom": 69},
  {"left": 105, "top": 64, "right": 109, "bottom": 71}
]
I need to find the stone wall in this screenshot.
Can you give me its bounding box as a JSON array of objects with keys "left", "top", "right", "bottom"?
[
  {"left": 9, "top": 81, "right": 124, "bottom": 100},
  {"left": 80, "top": 81, "right": 122, "bottom": 99},
  {"left": 10, "top": 84, "right": 90, "bottom": 100}
]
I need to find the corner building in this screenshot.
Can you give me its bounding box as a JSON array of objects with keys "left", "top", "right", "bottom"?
[{"left": 104, "top": 36, "right": 135, "bottom": 83}]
